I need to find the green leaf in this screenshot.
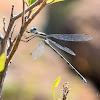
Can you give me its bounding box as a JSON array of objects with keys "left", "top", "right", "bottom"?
[
  {"left": 0, "top": 53, "right": 5, "bottom": 72},
  {"left": 27, "top": 0, "right": 64, "bottom": 12},
  {"left": 47, "top": 0, "right": 64, "bottom": 5},
  {"left": 53, "top": 77, "right": 61, "bottom": 100},
  {"left": 26, "top": 0, "right": 36, "bottom": 6}
]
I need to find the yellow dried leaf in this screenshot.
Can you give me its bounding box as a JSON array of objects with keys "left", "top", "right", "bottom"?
[
  {"left": 0, "top": 53, "right": 5, "bottom": 72},
  {"left": 47, "top": 0, "right": 64, "bottom": 4},
  {"left": 53, "top": 77, "right": 61, "bottom": 100}
]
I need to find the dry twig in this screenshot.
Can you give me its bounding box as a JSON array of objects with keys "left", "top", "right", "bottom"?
[
  {"left": 0, "top": 0, "right": 47, "bottom": 98},
  {"left": 61, "top": 82, "right": 71, "bottom": 100}
]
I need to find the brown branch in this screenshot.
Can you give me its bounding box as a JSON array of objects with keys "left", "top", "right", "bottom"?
[
  {"left": 6, "top": 24, "right": 16, "bottom": 56},
  {"left": 25, "top": 0, "right": 47, "bottom": 25},
  {"left": 25, "top": 16, "right": 28, "bottom": 22},
  {"left": 0, "top": 5, "right": 15, "bottom": 98},
  {"left": 11, "top": 4, "right": 14, "bottom": 17},
  {"left": 0, "top": 33, "right": 4, "bottom": 55},
  {"left": 4, "top": 0, "right": 43, "bottom": 47},
  {"left": 10, "top": 24, "right": 16, "bottom": 38},
  {"left": 27, "top": 10, "right": 32, "bottom": 19},
  {"left": 3, "top": 1, "right": 40, "bottom": 50},
  {"left": 8, "top": 24, "right": 16, "bottom": 49},
  {"left": 2, "top": 5, "right": 15, "bottom": 55},
  {"left": 22, "top": 0, "right": 25, "bottom": 25},
  {"left": 3, "top": 16, "right": 6, "bottom": 34},
  {"left": 7, "top": 36, "right": 17, "bottom": 56},
  {"left": 0, "top": 4, "right": 15, "bottom": 59},
  {"left": 3, "top": 0, "right": 43, "bottom": 47},
  {"left": 4, "top": 4, "right": 14, "bottom": 41},
  {"left": 1, "top": 1, "right": 41, "bottom": 55},
  {"left": 0, "top": 0, "right": 47, "bottom": 98},
  {"left": 14, "top": 0, "right": 43, "bottom": 20},
  {"left": 5, "top": 0, "right": 47, "bottom": 68},
  {"left": 1, "top": 0, "right": 45, "bottom": 70}
]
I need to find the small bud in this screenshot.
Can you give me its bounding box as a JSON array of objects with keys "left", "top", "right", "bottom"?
[
  {"left": 6, "top": 56, "right": 8, "bottom": 59},
  {"left": 3, "top": 16, "right": 5, "bottom": 21}
]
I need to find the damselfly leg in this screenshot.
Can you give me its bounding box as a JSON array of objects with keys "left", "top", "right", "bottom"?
[
  {"left": 21, "top": 36, "right": 35, "bottom": 43},
  {"left": 21, "top": 32, "right": 35, "bottom": 43}
]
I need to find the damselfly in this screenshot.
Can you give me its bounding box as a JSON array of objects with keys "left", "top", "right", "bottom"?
[{"left": 22, "top": 27, "right": 93, "bottom": 84}]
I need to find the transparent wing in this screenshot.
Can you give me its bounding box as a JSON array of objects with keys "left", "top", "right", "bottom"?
[
  {"left": 47, "top": 34, "right": 93, "bottom": 41},
  {"left": 44, "top": 39, "right": 87, "bottom": 84},
  {"left": 48, "top": 39, "right": 76, "bottom": 56},
  {"left": 32, "top": 41, "right": 45, "bottom": 59}
]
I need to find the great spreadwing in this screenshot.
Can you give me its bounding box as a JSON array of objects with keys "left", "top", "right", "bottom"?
[{"left": 21, "top": 27, "right": 93, "bottom": 84}]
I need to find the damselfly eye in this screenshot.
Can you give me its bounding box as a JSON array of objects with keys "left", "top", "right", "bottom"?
[
  {"left": 30, "top": 28, "right": 34, "bottom": 32},
  {"left": 33, "top": 27, "right": 37, "bottom": 30},
  {"left": 30, "top": 27, "right": 37, "bottom": 32}
]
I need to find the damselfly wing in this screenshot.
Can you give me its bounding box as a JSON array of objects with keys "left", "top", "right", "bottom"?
[
  {"left": 31, "top": 33, "right": 92, "bottom": 59},
  {"left": 47, "top": 34, "right": 92, "bottom": 41},
  {"left": 22, "top": 27, "right": 93, "bottom": 84},
  {"left": 32, "top": 41, "right": 45, "bottom": 59}
]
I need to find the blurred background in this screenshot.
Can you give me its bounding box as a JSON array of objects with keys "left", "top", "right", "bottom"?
[{"left": 0, "top": 0, "right": 100, "bottom": 100}]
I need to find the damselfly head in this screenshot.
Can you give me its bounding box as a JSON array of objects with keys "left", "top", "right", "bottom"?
[{"left": 30, "top": 27, "right": 37, "bottom": 33}]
